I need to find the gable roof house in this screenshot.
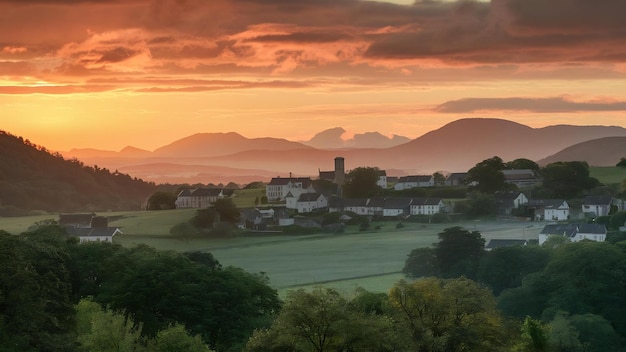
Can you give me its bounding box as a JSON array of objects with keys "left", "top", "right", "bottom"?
[
  {"left": 495, "top": 191, "right": 529, "bottom": 215},
  {"left": 502, "top": 169, "right": 540, "bottom": 188},
  {"left": 445, "top": 173, "right": 469, "bottom": 186},
  {"left": 382, "top": 197, "right": 412, "bottom": 218},
  {"left": 296, "top": 193, "right": 328, "bottom": 214},
  {"left": 59, "top": 213, "right": 95, "bottom": 228},
  {"left": 538, "top": 223, "right": 607, "bottom": 245},
  {"left": 238, "top": 208, "right": 263, "bottom": 230},
  {"left": 266, "top": 177, "right": 314, "bottom": 202},
  {"left": 175, "top": 188, "right": 227, "bottom": 208},
  {"left": 526, "top": 199, "right": 569, "bottom": 221},
  {"left": 394, "top": 175, "right": 434, "bottom": 190},
  {"left": 61, "top": 214, "right": 121, "bottom": 243},
  {"left": 410, "top": 198, "right": 445, "bottom": 215},
  {"left": 582, "top": 195, "right": 614, "bottom": 217}
]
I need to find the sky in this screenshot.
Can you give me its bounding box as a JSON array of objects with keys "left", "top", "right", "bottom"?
[{"left": 2, "top": 0, "right": 626, "bottom": 151}]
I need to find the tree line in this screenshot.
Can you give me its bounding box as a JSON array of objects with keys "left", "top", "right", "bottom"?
[{"left": 0, "top": 131, "right": 155, "bottom": 215}]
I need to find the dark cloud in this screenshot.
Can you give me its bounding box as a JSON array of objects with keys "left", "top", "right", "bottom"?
[
  {"left": 96, "top": 47, "right": 141, "bottom": 63},
  {"left": 436, "top": 97, "right": 626, "bottom": 113},
  {"left": 506, "top": 0, "right": 626, "bottom": 30}
]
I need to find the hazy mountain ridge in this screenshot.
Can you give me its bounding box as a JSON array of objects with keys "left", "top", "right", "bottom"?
[
  {"left": 537, "top": 137, "right": 626, "bottom": 166},
  {"left": 55, "top": 118, "right": 626, "bottom": 184}
]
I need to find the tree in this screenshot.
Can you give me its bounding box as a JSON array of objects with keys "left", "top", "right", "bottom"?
[
  {"left": 507, "top": 158, "right": 540, "bottom": 172},
  {"left": 0, "top": 231, "right": 76, "bottom": 352},
  {"left": 147, "top": 324, "right": 214, "bottom": 352},
  {"left": 343, "top": 167, "right": 382, "bottom": 198},
  {"left": 170, "top": 222, "right": 199, "bottom": 241},
  {"left": 432, "top": 171, "right": 446, "bottom": 186},
  {"left": 245, "top": 288, "right": 409, "bottom": 352},
  {"left": 75, "top": 299, "right": 145, "bottom": 352},
  {"left": 192, "top": 198, "right": 240, "bottom": 230},
  {"left": 514, "top": 316, "right": 551, "bottom": 352},
  {"left": 435, "top": 226, "right": 485, "bottom": 278},
  {"left": 389, "top": 278, "right": 508, "bottom": 351},
  {"left": 477, "top": 245, "right": 551, "bottom": 295},
  {"left": 147, "top": 191, "right": 177, "bottom": 210},
  {"left": 402, "top": 247, "right": 438, "bottom": 278},
  {"left": 617, "top": 157, "right": 626, "bottom": 167},
  {"left": 467, "top": 156, "right": 508, "bottom": 193},
  {"left": 540, "top": 161, "right": 600, "bottom": 199}
]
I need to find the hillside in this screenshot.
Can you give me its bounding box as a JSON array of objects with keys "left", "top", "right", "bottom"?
[
  {"left": 0, "top": 131, "right": 156, "bottom": 214},
  {"left": 538, "top": 136, "right": 626, "bottom": 166}
]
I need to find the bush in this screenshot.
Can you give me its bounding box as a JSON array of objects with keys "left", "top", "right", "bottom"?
[{"left": 396, "top": 222, "right": 405, "bottom": 229}]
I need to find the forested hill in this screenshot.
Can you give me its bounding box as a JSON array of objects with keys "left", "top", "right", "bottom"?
[{"left": 0, "top": 131, "right": 156, "bottom": 214}]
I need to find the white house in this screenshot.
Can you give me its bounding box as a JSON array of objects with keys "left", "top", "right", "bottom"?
[
  {"left": 175, "top": 188, "right": 225, "bottom": 208},
  {"left": 377, "top": 170, "right": 388, "bottom": 188},
  {"left": 343, "top": 198, "right": 370, "bottom": 215},
  {"left": 410, "top": 198, "right": 445, "bottom": 215},
  {"left": 394, "top": 175, "right": 434, "bottom": 190},
  {"left": 538, "top": 223, "right": 607, "bottom": 245},
  {"left": 296, "top": 193, "right": 328, "bottom": 213},
  {"left": 527, "top": 199, "right": 569, "bottom": 221},
  {"left": 581, "top": 195, "right": 614, "bottom": 217},
  {"left": 495, "top": 191, "right": 528, "bottom": 215},
  {"left": 382, "top": 198, "right": 412, "bottom": 217},
  {"left": 61, "top": 214, "right": 121, "bottom": 243},
  {"left": 266, "top": 177, "right": 314, "bottom": 202}
]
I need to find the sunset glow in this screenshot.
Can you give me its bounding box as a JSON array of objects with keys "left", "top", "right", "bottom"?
[{"left": 2, "top": 0, "right": 626, "bottom": 151}]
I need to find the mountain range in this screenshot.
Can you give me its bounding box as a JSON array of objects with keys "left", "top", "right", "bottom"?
[{"left": 59, "top": 118, "right": 626, "bottom": 185}]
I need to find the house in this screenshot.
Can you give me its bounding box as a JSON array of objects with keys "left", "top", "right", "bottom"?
[
  {"left": 296, "top": 193, "right": 328, "bottom": 213},
  {"left": 382, "top": 198, "right": 412, "bottom": 217},
  {"left": 495, "top": 191, "right": 528, "bottom": 215},
  {"left": 266, "top": 177, "right": 314, "bottom": 202},
  {"left": 175, "top": 188, "right": 227, "bottom": 208},
  {"left": 485, "top": 239, "right": 528, "bottom": 251},
  {"left": 502, "top": 169, "right": 540, "bottom": 188},
  {"left": 61, "top": 214, "right": 121, "bottom": 243},
  {"left": 366, "top": 198, "right": 385, "bottom": 216},
  {"left": 538, "top": 223, "right": 607, "bottom": 245},
  {"left": 238, "top": 208, "right": 263, "bottom": 230},
  {"left": 394, "top": 175, "right": 434, "bottom": 190},
  {"left": 573, "top": 224, "right": 607, "bottom": 242},
  {"left": 376, "top": 170, "right": 387, "bottom": 188},
  {"left": 410, "top": 198, "right": 445, "bottom": 215},
  {"left": 343, "top": 198, "right": 370, "bottom": 215},
  {"left": 582, "top": 195, "right": 614, "bottom": 217},
  {"left": 445, "top": 173, "right": 469, "bottom": 186},
  {"left": 526, "top": 199, "right": 569, "bottom": 221}
]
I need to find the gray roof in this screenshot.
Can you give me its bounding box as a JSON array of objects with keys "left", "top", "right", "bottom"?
[
  {"left": 527, "top": 199, "right": 567, "bottom": 209},
  {"left": 398, "top": 175, "right": 432, "bottom": 183},
  {"left": 59, "top": 213, "right": 95, "bottom": 228},
  {"left": 577, "top": 223, "right": 607, "bottom": 234},
  {"left": 383, "top": 197, "right": 412, "bottom": 209},
  {"left": 540, "top": 224, "right": 578, "bottom": 237},
  {"left": 411, "top": 197, "right": 443, "bottom": 206},
  {"left": 68, "top": 227, "right": 121, "bottom": 238},
  {"left": 495, "top": 191, "right": 525, "bottom": 200},
  {"left": 582, "top": 195, "right": 613, "bottom": 206},
  {"left": 298, "top": 192, "right": 324, "bottom": 202}
]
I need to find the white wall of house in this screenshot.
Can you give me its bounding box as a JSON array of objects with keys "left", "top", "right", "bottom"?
[
  {"left": 79, "top": 236, "right": 113, "bottom": 243},
  {"left": 286, "top": 196, "right": 297, "bottom": 210},
  {"left": 545, "top": 208, "right": 569, "bottom": 221},
  {"left": 572, "top": 232, "right": 606, "bottom": 242},
  {"left": 383, "top": 208, "right": 405, "bottom": 217},
  {"left": 345, "top": 206, "right": 368, "bottom": 215},
  {"left": 297, "top": 195, "right": 328, "bottom": 213},
  {"left": 410, "top": 201, "right": 444, "bottom": 215},
  {"left": 582, "top": 204, "right": 610, "bottom": 216},
  {"left": 377, "top": 176, "right": 387, "bottom": 188}
]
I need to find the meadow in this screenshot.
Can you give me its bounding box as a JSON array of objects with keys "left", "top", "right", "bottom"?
[
  {"left": 0, "top": 210, "right": 543, "bottom": 296},
  {"left": 590, "top": 166, "right": 626, "bottom": 185}
]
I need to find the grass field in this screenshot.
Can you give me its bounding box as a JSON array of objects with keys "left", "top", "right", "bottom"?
[
  {"left": 590, "top": 166, "right": 626, "bottom": 185},
  {"left": 1, "top": 209, "right": 544, "bottom": 295}
]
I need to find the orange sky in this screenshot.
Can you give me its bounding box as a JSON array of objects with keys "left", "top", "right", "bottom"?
[{"left": 2, "top": 0, "right": 626, "bottom": 151}]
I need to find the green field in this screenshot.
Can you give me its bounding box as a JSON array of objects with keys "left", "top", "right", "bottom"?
[
  {"left": 590, "top": 166, "right": 626, "bottom": 185},
  {"left": 1, "top": 210, "right": 544, "bottom": 295}
]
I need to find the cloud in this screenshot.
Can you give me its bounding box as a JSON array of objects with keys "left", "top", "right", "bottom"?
[
  {"left": 2, "top": 46, "right": 27, "bottom": 54},
  {"left": 435, "top": 97, "right": 626, "bottom": 113}
]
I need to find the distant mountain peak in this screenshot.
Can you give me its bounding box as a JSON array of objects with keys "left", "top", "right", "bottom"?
[{"left": 302, "top": 127, "right": 410, "bottom": 149}]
